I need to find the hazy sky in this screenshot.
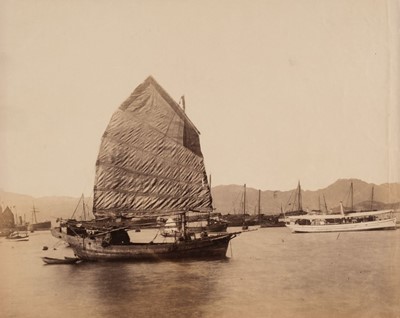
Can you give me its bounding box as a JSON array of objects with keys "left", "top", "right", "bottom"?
[{"left": 1, "top": 0, "right": 399, "bottom": 197}]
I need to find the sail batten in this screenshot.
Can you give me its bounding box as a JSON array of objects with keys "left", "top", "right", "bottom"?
[{"left": 93, "top": 76, "right": 212, "bottom": 218}]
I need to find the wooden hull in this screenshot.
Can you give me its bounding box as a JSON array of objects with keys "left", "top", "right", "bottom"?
[
  {"left": 70, "top": 233, "right": 236, "bottom": 261},
  {"left": 6, "top": 237, "right": 29, "bottom": 242},
  {"left": 260, "top": 222, "right": 285, "bottom": 228},
  {"left": 286, "top": 218, "right": 397, "bottom": 233},
  {"left": 29, "top": 221, "right": 51, "bottom": 231},
  {"left": 207, "top": 222, "right": 228, "bottom": 232},
  {"left": 50, "top": 227, "right": 83, "bottom": 246},
  {"left": 42, "top": 257, "right": 80, "bottom": 264},
  {"left": 187, "top": 222, "right": 228, "bottom": 233}
]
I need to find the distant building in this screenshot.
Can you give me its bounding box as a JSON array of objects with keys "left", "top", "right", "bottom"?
[{"left": 0, "top": 206, "right": 15, "bottom": 228}]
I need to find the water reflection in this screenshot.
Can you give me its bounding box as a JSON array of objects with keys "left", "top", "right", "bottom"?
[{"left": 72, "top": 259, "right": 225, "bottom": 317}]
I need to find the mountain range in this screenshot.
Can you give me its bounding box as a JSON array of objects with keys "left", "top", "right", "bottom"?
[{"left": 1, "top": 179, "right": 400, "bottom": 221}]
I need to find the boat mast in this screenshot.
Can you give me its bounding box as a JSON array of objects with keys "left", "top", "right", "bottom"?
[
  {"left": 82, "top": 194, "right": 86, "bottom": 221},
  {"left": 318, "top": 196, "right": 321, "bottom": 212},
  {"left": 241, "top": 184, "right": 248, "bottom": 230},
  {"left": 323, "top": 194, "right": 328, "bottom": 213},
  {"left": 243, "top": 184, "right": 246, "bottom": 219},
  {"left": 258, "top": 189, "right": 261, "bottom": 222},
  {"left": 370, "top": 185, "right": 374, "bottom": 211},
  {"left": 208, "top": 174, "right": 212, "bottom": 223},
  {"left": 350, "top": 182, "right": 354, "bottom": 211},
  {"left": 182, "top": 213, "right": 186, "bottom": 235},
  {"left": 32, "top": 205, "right": 38, "bottom": 224},
  {"left": 297, "top": 181, "right": 302, "bottom": 212}
]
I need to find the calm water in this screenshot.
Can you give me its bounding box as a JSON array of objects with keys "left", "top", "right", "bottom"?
[{"left": 1, "top": 227, "right": 399, "bottom": 318}]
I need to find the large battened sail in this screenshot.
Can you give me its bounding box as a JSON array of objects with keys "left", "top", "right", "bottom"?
[{"left": 93, "top": 76, "right": 213, "bottom": 219}]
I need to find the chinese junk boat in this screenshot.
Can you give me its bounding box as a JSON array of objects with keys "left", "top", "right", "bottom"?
[{"left": 67, "top": 76, "right": 239, "bottom": 261}]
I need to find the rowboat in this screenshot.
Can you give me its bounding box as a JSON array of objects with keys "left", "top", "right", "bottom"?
[
  {"left": 41, "top": 257, "right": 81, "bottom": 265},
  {"left": 6, "top": 231, "right": 29, "bottom": 241}
]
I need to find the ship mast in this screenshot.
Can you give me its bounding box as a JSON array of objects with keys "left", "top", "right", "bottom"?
[
  {"left": 297, "top": 181, "right": 302, "bottom": 212},
  {"left": 243, "top": 184, "right": 246, "bottom": 219},
  {"left": 242, "top": 184, "right": 248, "bottom": 230},
  {"left": 350, "top": 181, "right": 354, "bottom": 211},
  {"left": 208, "top": 174, "right": 212, "bottom": 223},
  {"left": 318, "top": 196, "right": 321, "bottom": 212},
  {"left": 82, "top": 194, "right": 87, "bottom": 221},
  {"left": 370, "top": 185, "right": 374, "bottom": 211},
  {"left": 323, "top": 194, "right": 328, "bottom": 213},
  {"left": 258, "top": 189, "right": 261, "bottom": 223},
  {"left": 32, "top": 205, "right": 38, "bottom": 224}
]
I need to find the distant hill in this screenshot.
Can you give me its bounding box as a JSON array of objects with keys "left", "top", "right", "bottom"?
[
  {"left": 0, "top": 190, "right": 93, "bottom": 223},
  {"left": 1, "top": 179, "right": 399, "bottom": 219}
]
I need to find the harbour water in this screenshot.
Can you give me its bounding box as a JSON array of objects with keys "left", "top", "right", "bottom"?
[{"left": 1, "top": 227, "right": 399, "bottom": 318}]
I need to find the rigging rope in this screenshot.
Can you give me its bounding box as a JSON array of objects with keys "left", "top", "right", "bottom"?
[
  {"left": 284, "top": 191, "right": 294, "bottom": 212},
  {"left": 51, "top": 239, "right": 65, "bottom": 250},
  {"left": 150, "top": 230, "right": 159, "bottom": 243},
  {"left": 70, "top": 195, "right": 83, "bottom": 219}
]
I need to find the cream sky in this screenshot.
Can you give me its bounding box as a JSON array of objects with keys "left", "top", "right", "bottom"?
[{"left": 1, "top": 0, "right": 399, "bottom": 197}]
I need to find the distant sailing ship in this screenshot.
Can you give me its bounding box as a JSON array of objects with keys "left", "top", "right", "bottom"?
[
  {"left": 61, "top": 76, "right": 240, "bottom": 261},
  {"left": 51, "top": 194, "right": 93, "bottom": 245},
  {"left": 284, "top": 181, "right": 308, "bottom": 216},
  {"left": 259, "top": 189, "right": 286, "bottom": 228},
  {"left": 28, "top": 205, "right": 51, "bottom": 231},
  {"left": 259, "top": 181, "right": 307, "bottom": 228}
]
